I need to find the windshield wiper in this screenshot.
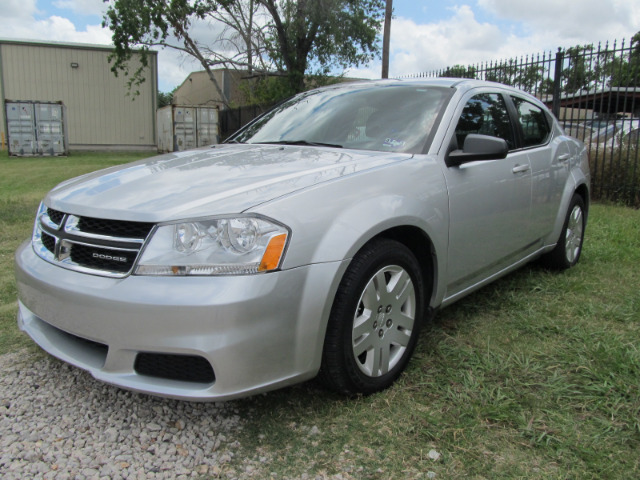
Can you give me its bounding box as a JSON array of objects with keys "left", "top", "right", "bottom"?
[{"left": 255, "top": 140, "right": 343, "bottom": 148}]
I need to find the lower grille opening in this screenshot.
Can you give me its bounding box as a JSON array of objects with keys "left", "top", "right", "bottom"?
[
  {"left": 42, "top": 320, "right": 109, "bottom": 369},
  {"left": 134, "top": 353, "right": 215, "bottom": 384}
]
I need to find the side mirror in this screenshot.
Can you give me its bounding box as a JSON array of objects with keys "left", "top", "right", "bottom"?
[{"left": 446, "top": 134, "right": 509, "bottom": 167}]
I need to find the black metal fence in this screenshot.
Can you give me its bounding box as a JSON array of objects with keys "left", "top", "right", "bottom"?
[{"left": 403, "top": 38, "right": 640, "bottom": 207}]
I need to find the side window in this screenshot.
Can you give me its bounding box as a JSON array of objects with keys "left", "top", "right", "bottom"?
[
  {"left": 455, "top": 93, "right": 515, "bottom": 149},
  {"left": 511, "top": 96, "right": 551, "bottom": 147}
]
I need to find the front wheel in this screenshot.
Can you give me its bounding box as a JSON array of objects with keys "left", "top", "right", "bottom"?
[
  {"left": 319, "top": 239, "right": 425, "bottom": 395},
  {"left": 541, "top": 194, "right": 586, "bottom": 270}
]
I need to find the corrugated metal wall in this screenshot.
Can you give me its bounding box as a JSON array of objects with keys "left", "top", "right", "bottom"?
[{"left": 0, "top": 40, "right": 157, "bottom": 150}]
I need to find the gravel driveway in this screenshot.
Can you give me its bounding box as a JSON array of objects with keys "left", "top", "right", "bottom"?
[{"left": 0, "top": 351, "right": 247, "bottom": 479}]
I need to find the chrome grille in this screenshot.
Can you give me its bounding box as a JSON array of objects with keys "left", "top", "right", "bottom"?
[{"left": 33, "top": 205, "right": 155, "bottom": 278}]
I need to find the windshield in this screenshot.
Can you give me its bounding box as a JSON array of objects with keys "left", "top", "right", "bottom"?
[{"left": 229, "top": 84, "right": 450, "bottom": 154}]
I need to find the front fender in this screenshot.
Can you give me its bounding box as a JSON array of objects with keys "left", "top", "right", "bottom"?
[
  {"left": 252, "top": 157, "right": 450, "bottom": 367},
  {"left": 255, "top": 156, "right": 449, "bottom": 278}
]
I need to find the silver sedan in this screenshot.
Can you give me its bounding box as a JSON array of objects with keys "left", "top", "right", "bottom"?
[{"left": 15, "top": 79, "right": 590, "bottom": 400}]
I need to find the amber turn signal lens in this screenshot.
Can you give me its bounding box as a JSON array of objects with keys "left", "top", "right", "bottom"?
[{"left": 258, "top": 234, "right": 287, "bottom": 272}]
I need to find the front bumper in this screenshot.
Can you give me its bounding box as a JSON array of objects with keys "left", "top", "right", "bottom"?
[{"left": 15, "top": 240, "right": 345, "bottom": 401}]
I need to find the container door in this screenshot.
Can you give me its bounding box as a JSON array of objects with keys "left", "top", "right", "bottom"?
[
  {"left": 174, "top": 107, "right": 196, "bottom": 151},
  {"left": 156, "top": 106, "right": 174, "bottom": 153},
  {"left": 196, "top": 107, "right": 219, "bottom": 147},
  {"left": 6, "top": 102, "right": 36, "bottom": 156},
  {"left": 35, "top": 103, "right": 66, "bottom": 155}
]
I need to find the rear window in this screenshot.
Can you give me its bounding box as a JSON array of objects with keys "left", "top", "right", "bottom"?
[{"left": 511, "top": 96, "right": 551, "bottom": 147}]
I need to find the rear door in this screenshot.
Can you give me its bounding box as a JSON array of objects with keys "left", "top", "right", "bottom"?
[{"left": 509, "top": 95, "right": 570, "bottom": 241}]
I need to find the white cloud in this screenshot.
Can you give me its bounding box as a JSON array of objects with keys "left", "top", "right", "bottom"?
[
  {"left": 156, "top": 48, "right": 202, "bottom": 92},
  {"left": 477, "top": 0, "right": 639, "bottom": 45},
  {"left": 0, "top": 15, "right": 111, "bottom": 45},
  {"left": 3, "top": 0, "right": 38, "bottom": 19},
  {"left": 52, "top": 0, "right": 107, "bottom": 16},
  {"left": 388, "top": 6, "right": 510, "bottom": 77},
  {"left": 383, "top": 1, "right": 640, "bottom": 78}
]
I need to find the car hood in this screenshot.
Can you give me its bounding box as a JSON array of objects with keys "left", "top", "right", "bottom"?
[{"left": 46, "top": 144, "right": 412, "bottom": 222}]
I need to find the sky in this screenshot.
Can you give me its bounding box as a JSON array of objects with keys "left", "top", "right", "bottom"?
[{"left": 1, "top": 0, "right": 639, "bottom": 92}]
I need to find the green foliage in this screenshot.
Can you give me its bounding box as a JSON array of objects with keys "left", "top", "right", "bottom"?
[
  {"left": 590, "top": 143, "right": 640, "bottom": 207},
  {"left": 439, "top": 64, "right": 477, "bottom": 78},
  {"left": 245, "top": 0, "right": 385, "bottom": 92},
  {"left": 237, "top": 74, "right": 293, "bottom": 107},
  {"left": 602, "top": 32, "right": 640, "bottom": 87},
  {"left": 103, "top": 0, "right": 227, "bottom": 92},
  {"left": 103, "top": 0, "right": 385, "bottom": 97},
  {"left": 157, "top": 85, "right": 179, "bottom": 108},
  {"left": 157, "top": 89, "right": 175, "bottom": 108},
  {"left": 561, "top": 45, "right": 597, "bottom": 94}
]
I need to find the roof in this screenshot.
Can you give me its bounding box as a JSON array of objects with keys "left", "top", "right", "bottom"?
[
  {"left": 0, "top": 38, "right": 157, "bottom": 55},
  {"left": 552, "top": 87, "right": 640, "bottom": 114}
]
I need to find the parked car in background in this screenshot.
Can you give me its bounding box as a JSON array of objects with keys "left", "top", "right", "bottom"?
[
  {"left": 15, "top": 79, "right": 590, "bottom": 401},
  {"left": 584, "top": 119, "right": 640, "bottom": 151}
]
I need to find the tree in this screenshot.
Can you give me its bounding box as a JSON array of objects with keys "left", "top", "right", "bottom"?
[
  {"left": 561, "top": 45, "right": 597, "bottom": 94},
  {"left": 158, "top": 86, "right": 178, "bottom": 107},
  {"left": 602, "top": 32, "right": 640, "bottom": 88},
  {"left": 440, "top": 64, "right": 477, "bottom": 79},
  {"left": 157, "top": 90, "right": 174, "bottom": 108},
  {"left": 103, "top": 0, "right": 385, "bottom": 104}
]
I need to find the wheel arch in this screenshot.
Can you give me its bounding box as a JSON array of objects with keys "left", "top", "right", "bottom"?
[
  {"left": 574, "top": 182, "right": 590, "bottom": 219},
  {"left": 375, "top": 225, "right": 437, "bottom": 315}
]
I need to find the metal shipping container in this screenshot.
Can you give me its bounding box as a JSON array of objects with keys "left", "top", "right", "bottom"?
[
  {"left": 5, "top": 100, "right": 68, "bottom": 156},
  {"left": 35, "top": 103, "right": 67, "bottom": 155},
  {"left": 157, "top": 105, "right": 219, "bottom": 153},
  {"left": 6, "top": 102, "right": 36, "bottom": 155}
]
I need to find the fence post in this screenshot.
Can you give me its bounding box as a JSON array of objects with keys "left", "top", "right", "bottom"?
[{"left": 552, "top": 47, "right": 564, "bottom": 118}]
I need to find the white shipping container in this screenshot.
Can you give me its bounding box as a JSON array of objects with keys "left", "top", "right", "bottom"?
[
  {"left": 4, "top": 100, "right": 68, "bottom": 156},
  {"left": 157, "top": 105, "right": 219, "bottom": 153}
]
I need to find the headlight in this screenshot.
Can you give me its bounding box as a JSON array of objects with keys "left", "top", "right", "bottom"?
[{"left": 135, "top": 216, "right": 289, "bottom": 276}]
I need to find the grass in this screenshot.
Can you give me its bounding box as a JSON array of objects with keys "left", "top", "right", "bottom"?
[{"left": 1, "top": 150, "right": 639, "bottom": 478}]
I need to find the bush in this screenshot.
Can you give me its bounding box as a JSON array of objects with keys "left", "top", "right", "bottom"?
[{"left": 589, "top": 143, "right": 640, "bottom": 207}]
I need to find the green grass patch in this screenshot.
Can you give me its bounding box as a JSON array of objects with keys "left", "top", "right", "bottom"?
[{"left": 1, "top": 150, "right": 639, "bottom": 478}]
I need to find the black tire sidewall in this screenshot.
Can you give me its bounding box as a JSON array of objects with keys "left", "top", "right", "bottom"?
[
  {"left": 541, "top": 194, "right": 586, "bottom": 270},
  {"left": 323, "top": 239, "right": 425, "bottom": 394},
  {"left": 558, "top": 195, "right": 586, "bottom": 268}
]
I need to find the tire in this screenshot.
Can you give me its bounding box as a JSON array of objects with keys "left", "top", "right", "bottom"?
[
  {"left": 318, "top": 238, "right": 425, "bottom": 395},
  {"left": 541, "top": 194, "right": 586, "bottom": 270}
]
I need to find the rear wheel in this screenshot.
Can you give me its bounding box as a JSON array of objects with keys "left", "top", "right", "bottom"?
[
  {"left": 542, "top": 194, "right": 586, "bottom": 270},
  {"left": 319, "top": 239, "right": 425, "bottom": 395}
]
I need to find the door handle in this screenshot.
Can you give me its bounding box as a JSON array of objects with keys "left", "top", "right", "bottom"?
[
  {"left": 558, "top": 153, "right": 571, "bottom": 161},
  {"left": 512, "top": 164, "right": 530, "bottom": 174}
]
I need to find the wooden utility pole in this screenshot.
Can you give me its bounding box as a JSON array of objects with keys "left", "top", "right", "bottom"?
[{"left": 381, "top": 0, "right": 393, "bottom": 78}]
